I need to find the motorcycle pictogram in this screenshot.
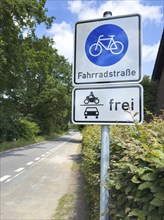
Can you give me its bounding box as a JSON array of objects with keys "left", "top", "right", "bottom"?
[{"left": 84, "top": 92, "right": 100, "bottom": 104}]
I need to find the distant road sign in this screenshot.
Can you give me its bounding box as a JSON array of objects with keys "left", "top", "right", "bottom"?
[
  {"left": 72, "top": 85, "right": 143, "bottom": 125},
  {"left": 73, "top": 14, "right": 141, "bottom": 86}
]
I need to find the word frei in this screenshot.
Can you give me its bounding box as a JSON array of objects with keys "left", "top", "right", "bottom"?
[
  {"left": 78, "top": 68, "right": 136, "bottom": 79},
  {"left": 109, "top": 98, "right": 134, "bottom": 111}
]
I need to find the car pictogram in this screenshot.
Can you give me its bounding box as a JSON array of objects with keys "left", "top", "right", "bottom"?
[{"left": 84, "top": 107, "right": 99, "bottom": 119}]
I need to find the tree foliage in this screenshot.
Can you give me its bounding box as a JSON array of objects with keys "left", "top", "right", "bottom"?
[
  {"left": 0, "top": 0, "right": 54, "bottom": 93},
  {"left": 141, "top": 76, "right": 158, "bottom": 114},
  {"left": 0, "top": 0, "right": 71, "bottom": 142}
]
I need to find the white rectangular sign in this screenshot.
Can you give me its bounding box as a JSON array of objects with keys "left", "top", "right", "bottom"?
[
  {"left": 73, "top": 14, "right": 141, "bottom": 86},
  {"left": 72, "top": 85, "right": 143, "bottom": 125}
]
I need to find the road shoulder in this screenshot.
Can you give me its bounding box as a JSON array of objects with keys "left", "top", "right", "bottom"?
[{"left": 52, "top": 141, "right": 88, "bottom": 220}]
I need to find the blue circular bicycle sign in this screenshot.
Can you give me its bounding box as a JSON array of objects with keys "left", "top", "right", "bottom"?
[{"left": 85, "top": 24, "right": 129, "bottom": 66}]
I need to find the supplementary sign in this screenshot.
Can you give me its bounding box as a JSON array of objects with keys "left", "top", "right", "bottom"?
[
  {"left": 73, "top": 14, "right": 141, "bottom": 85},
  {"left": 72, "top": 85, "right": 143, "bottom": 125}
]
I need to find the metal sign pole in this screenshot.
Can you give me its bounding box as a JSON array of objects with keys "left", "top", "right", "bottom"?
[
  {"left": 100, "top": 125, "right": 110, "bottom": 220},
  {"left": 100, "top": 11, "right": 112, "bottom": 220}
]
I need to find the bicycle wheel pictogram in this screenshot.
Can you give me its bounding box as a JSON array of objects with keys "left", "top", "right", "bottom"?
[
  {"left": 110, "top": 41, "right": 124, "bottom": 54},
  {"left": 89, "top": 43, "right": 102, "bottom": 57}
]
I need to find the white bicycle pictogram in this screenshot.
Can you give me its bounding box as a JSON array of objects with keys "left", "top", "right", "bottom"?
[{"left": 89, "top": 35, "right": 124, "bottom": 57}]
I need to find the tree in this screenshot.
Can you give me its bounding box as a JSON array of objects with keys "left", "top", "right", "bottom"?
[
  {"left": 0, "top": 0, "right": 72, "bottom": 141},
  {"left": 141, "top": 76, "right": 158, "bottom": 113},
  {"left": 19, "top": 35, "right": 72, "bottom": 134},
  {"left": 0, "top": 0, "right": 54, "bottom": 95}
]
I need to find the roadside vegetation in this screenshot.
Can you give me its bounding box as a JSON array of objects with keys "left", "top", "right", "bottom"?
[
  {"left": 0, "top": 0, "right": 72, "bottom": 147},
  {"left": 81, "top": 114, "right": 164, "bottom": 220},
  {"left": 0, "top": 131, "right": 64, "bottom": 152}
]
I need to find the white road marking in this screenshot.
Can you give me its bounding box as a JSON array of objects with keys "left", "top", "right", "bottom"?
[
  {"left": 5, "top": 178, "right": 11, "bottom": 183},
  {"left": 1, "top": 136, "right": 77, "bottom": 184},
  {"left": 15, "top": 167, "right": 25, "bottom": 172},
  {"left": 5, "top": 171, "right": 25, "bottom": 183},
  {"left": 35, "top": 157, "right": 40, "bottom": 161},
  {"left": 26, "top": 161, "right": 34, "bottom": 166},
  {"left": 0, "top": 175, "right": 11, "bottom": 182},
  {"left": 14, "top": 172, "right": 25, "bottom": 178}
]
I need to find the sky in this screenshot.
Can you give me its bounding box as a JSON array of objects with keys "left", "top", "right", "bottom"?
[{"left": 36, "top": 0, "right": 164, "bottom": 78}]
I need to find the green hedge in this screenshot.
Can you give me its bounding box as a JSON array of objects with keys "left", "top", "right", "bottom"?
[
  {"left": 0, "top": 116, "right": 40, "bottom": 142},
  {"left": 81, "top": 116, "right": 164, "bottom": 220},
  {"left": 81, "top": 125, "right": 101, "bottom": 220},
  {"left": 19, "top": 119, "right": 40, "bottom": 140}
]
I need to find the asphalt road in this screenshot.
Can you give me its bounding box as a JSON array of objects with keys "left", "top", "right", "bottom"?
[{"left": 0, "top": 132, "right": 81, "bottom": 220}]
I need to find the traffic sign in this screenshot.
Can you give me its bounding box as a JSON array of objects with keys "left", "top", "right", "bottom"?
[
  {"left": 72, "top": 85, "right": 143, "bottom": 125},
  {"left": 73, "top": 14, "right": 141, "bottom": 86}
]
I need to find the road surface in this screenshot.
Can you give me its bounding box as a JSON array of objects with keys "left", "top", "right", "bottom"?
[{"left": 0, "top": 132, "right": 81, "bottom": 220}]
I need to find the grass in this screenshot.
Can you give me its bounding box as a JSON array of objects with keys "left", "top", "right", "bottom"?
[
  {"left": 71, "top": 161, "right": 80, "bottom": 171},
  {"left": 71, "top": 144, "right": 82, "bottom": 171},
  {"left": 0, "top": 132, "right": 65, "bottom": 152},
  {"left": 52, "top": 194, "right": 75, "bottom": 220}
]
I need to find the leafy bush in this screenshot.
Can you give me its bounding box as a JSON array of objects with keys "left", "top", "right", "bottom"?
[
  {"left": 81, "top": 125, "right": 101, "bottom": 220},
  {"left": 109, "top": 116, "right": 164, "bottom": 219},
  {"left": 0, "top": 118, "right": 20, "bottom": 142},
  {"left": 0, "top": 105, "right": 21, "bottom": 142},
  {"left": 81, "top": 116, "right": 164, "bottom": 220},
  {"left": 19, "top": 119, "right": 40, "bottom": 140}
]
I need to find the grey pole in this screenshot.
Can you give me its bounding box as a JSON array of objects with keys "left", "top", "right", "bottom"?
[
  {"left": 100, "top": 125, "right": 110, "bottom": 220},
  {"left": 100, "top": 11, "right": 112, "bottom": 220}
]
